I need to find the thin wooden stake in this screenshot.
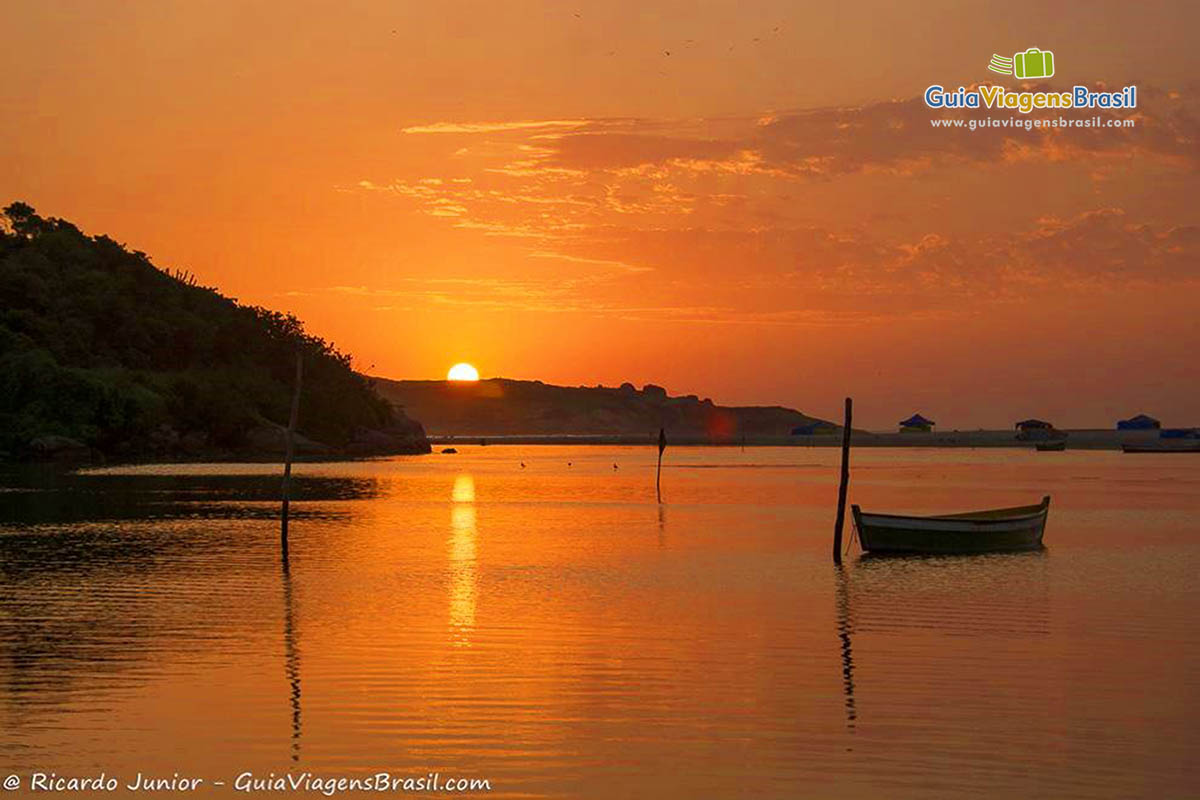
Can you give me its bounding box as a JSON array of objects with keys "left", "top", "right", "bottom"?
[
  {"left": 281, "top": 350, "right": 303, "bottom": 561},
  {"left": 832, "top": 397, "right": 853, "bottom": 565},
  {"left": 656, "top": 427, "right": 667, "bottom": 503}
]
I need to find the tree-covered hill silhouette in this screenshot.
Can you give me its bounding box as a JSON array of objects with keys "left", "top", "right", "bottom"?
[{"left": 0, "top": 202, "right": 428, "bottom": 461}]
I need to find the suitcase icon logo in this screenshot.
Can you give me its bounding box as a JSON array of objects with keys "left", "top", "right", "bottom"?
[
  {"left": 987, "top": 48, "right": 1055, "bottom": 79},
  {"left": 1014, "top": 48, "right": 1054, "bottom": 79}
]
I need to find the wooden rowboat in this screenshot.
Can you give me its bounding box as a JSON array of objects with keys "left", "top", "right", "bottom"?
[{"left": 851, "top": 496, "right": 1050, "bottom": 555}]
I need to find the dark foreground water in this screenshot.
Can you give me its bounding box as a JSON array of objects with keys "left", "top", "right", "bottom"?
[{"left": 0, "top": 447, "right": 1197, "bottom": 798}]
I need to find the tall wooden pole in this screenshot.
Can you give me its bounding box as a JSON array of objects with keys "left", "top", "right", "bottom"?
[
  {"left": 656, "top": 427, "right": 667, "bottom": 504},
  {"left": 281, "top": 350, "right": 303, "bottom": 561},
  {"left": 832, "top": 397, "right": 853, "bottom": 564}
]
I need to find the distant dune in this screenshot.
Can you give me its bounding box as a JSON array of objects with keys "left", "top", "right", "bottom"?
[{"left": 371, "top": 377, "right": 836, "bottom": 441}]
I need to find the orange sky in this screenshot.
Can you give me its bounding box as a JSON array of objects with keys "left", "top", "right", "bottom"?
[{"left": 3, "top": 1, "right": 1198, "bottom": 428}]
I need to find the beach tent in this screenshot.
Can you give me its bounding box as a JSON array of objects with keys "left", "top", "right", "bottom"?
[
  {"left": 899, "top": 414, "right": 935, "bottom": 432},
  {"left": 1117, "top": 414, "right": 1160, "bottom": 430}
]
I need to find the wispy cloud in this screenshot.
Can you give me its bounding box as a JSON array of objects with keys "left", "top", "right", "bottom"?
[
  {"left": 528, "top": 250, "right": 652, "bottom": 273},
  {"left": 348, "top": 83, "right": 1198, "bottom": 327},
  {"left": 401, "top": 120, "right": 591, "bottom": 134}
]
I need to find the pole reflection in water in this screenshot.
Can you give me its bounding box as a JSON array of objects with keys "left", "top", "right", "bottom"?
[
  {"left": 449, "top": 474, "right": 477, "bottom": 645},
  {"left": 280, "top": 559, "right": 302, "bottom": 762},
  {"left": 834, "top": 566, "right": 857, "bottom": 735}
]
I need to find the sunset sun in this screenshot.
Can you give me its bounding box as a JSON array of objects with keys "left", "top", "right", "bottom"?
[{"left": 447, "top": 362, "right": 480, "bottom": 381}]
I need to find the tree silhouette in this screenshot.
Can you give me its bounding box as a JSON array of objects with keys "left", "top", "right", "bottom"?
[{"left": 0, "top": 202, "right": 407, "bottom": 459}]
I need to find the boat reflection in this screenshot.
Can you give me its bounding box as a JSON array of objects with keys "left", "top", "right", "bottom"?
[{"left": 831, "top": 547, "right": 1051, "bottom": 745}]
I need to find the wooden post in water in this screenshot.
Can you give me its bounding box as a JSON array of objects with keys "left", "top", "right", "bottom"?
[
  {"left": 832, "top": 397, "right": 853, "bottom": 565},
  {"left": 656, "top": 427, "right": 667, "bottom": 503},
  {"left": 281, "top": 350, "right": 303, "bottom": 561}
]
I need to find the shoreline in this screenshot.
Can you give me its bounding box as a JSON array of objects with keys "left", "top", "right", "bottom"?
[
  {"left": 428, "top": 429, "right": 1176, "bottom": 451},
  {"left": 3, "top": 429, "right": 1186, "bottom": 468}
]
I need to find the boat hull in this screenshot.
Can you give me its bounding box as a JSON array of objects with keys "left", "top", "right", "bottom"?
[{"left": 852, "top": 498, "right": 1049, "bottom": 555}]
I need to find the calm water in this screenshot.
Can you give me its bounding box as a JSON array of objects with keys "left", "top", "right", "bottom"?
[{"left": 1, "top": 447, "right": 1197, "bottom": 798}]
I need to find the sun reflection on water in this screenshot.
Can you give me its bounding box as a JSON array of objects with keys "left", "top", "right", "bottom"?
[{"left": 449, "top": 474, "right": 477, "bottom": 645}]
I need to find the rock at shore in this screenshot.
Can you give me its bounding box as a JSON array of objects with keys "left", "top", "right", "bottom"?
[
  {"left": 26, "top": 435, "right": 103, "bottom": 464},
  {"left": 244, "top": 424, "right": 332, "bottom": 455},
  {"left": 345, "top": 415, "right": 433, "bottom": 455}
]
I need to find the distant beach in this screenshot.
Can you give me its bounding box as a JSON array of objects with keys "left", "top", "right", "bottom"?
[{"left": 429, "top": 428, "right": 1172, "bottom": 450}]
